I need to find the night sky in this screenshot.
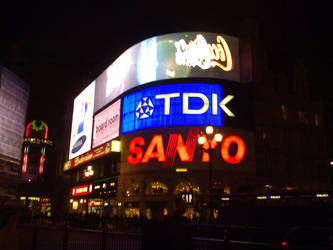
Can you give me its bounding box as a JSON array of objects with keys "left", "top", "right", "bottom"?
[{"left": 1, "top": 2, "right": 331, "bottom": 140}]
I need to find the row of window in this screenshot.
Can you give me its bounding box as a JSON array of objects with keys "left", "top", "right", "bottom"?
[
  {"left": 123, "top": 180, "right": 230, "bottom": 197},
  {"left": 281, "top": 105, "right": 320, "bottom": 127}
]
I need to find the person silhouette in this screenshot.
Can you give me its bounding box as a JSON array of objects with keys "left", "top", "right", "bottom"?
[
  {"left": 166, "top": 197, "right": 193, "bottom": 250},
  {"left": 142, "top": 206, "right": 168, "bottom": 250}
]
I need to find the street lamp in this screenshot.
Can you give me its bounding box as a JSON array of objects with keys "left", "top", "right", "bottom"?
[
  {"left": 84, "top": 165, "right": 94, "bottom": 177},
  {"left": 198, "top": 125, "right": 222, "bottom": 223}
]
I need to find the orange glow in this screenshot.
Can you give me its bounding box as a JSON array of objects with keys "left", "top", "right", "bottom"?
[
  {"left": 221, "top": 136, "right": 245, "bottom": 164},
  {"left": 22, "top": 153, "right": 28, "bottom": 173},
  {"left": 141, "top": 135, "right": 165, "bottom": 163},
  {"left": 127, "top": 137, "right": 145, "bottom": 164},
  {"left": 210, "top": 36, "right": 233, "bottom": 71}
]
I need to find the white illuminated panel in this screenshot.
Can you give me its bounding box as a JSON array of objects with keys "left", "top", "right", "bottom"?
[
  {"left": 69, "top": 81, "right": 95, "bottom": 160},
  {"left": 92, "top": 99, "right": 121, "bottom": 148}
]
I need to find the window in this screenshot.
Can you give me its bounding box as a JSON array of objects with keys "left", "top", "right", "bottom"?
[
  {"left": 281, "top": 105, "right": 288, "bottom": 120},
  {"left": 314, "top": 114, "right": 320, "bottom": 127},
  {"left": 145, "top": 181, "right": 168, "bottom": 195}
]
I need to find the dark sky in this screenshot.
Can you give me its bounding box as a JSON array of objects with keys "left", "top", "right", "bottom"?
[{"left": 1, "top": 2, "right": 331, "bottom": 139}]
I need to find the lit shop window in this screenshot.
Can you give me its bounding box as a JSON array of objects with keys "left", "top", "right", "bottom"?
[
  {"left": 146, "top": 181, "right": 168, "bottom": 195},
  {"left": 281, "top": 105, "right": 288, "bottom": 121},
  {"left": 174, "top": 181, "right": 200, "bottom": 195},
  {"left": 125, "top": 183, "right": 141, "bottom": 197}
]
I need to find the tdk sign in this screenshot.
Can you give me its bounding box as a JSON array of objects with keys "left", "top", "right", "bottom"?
[{"left": 122, "top": 83, "right": 234, "bottom": 134}]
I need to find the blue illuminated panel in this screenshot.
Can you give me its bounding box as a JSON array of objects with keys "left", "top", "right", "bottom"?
[{"left": 122, "top": 83, "right": 223, "bottom": 133}]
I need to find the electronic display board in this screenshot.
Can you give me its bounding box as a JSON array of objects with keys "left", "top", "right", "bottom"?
[
  {"left": 94, "top": 32, "right": 240, "bottom": 112},
  {"left": 69, "top": 81, "right": 95, "bottom": 160},
  {"left": 122, "top": 83, "right": 224, "bottom": 133}
]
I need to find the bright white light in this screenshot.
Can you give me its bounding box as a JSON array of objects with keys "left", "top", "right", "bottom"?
[
  {"left": 206, "top": 126, "right": 213, "bottom": 134},
  {"left": 198, "top": 136, "right": 205, "bottom": 145},
  {"left": 137, "top": 37, "right": 157, "bottom": 84},
  {"left": 214, "top": 133, "right": 222, "bottom": 142},
  {"left": 106, "top": 50, "right": 132, "bottom": 96},
  {"left": 87, "top": 166, "right": 92, "bottom": 171}
]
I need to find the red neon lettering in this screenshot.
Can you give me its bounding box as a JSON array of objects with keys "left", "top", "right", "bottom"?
[
  {"left": 22, "top": 153, "right": 28, "bottom": 173},
  {"left": 39, "top": 154, "right": 44, "bottom": 174},
  {"left": 127, "top": 137, "right": 145, "bottom": 164},
  {"left": 201, "top": 135, "right": 222, "bottom": 162},
  {"left": 163, "top": 128, "right": 199, "bottom": 168},
  {"left": 221, "top": 135, "right": 245, "bottom": 164},
  {"left": 141, "top": 135, "right": 166, "bottom": 163}
]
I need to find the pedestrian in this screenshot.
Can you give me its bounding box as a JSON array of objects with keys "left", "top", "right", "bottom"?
[
  {"left": 142, "top": 206, "right": 168, "bottom": 250},
  {"left": 166, "top": 197, "right": 193, "bottom": 250}
]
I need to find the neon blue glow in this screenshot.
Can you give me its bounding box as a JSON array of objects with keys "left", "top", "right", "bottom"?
[{"left": 122, "top": 83, "right": 223, "bottom": 133}]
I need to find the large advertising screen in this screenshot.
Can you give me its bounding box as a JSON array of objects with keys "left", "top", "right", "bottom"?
[
  {"left": 69, "top": 81, "right": 95, "bottom": 160},
  {"left": 122, "top": 83, "right": 224, "bottom": 134},
  {"left": 94, "top": 32, "right": 240, "bottom": 112},
  {"left": 93, "top": 99, "right": 121, "bottom": 148}
]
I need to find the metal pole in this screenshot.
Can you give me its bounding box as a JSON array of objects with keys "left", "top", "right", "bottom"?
[{"left": 208, "top": 149, "right": 213, "bottom": 224}]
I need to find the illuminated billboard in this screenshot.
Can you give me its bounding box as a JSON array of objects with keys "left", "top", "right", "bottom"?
[
  {"left": 93, "top": 99, "right": 121, "bottom": 148},
  {"left": 119, "top": 127, "right": 256, "bottom": 175},
  {"left": 121, "top": 83, "right": 235, "bottom": 133},
  {"left": 94, "top": 32, "right": 240, "bottom": 112},
  {"left": 69, "top": 81, "right": 95, "bottom": 160}
]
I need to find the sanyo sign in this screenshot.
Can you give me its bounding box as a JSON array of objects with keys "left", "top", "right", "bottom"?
[{"left": 122, "top": 83, "right": 235, "bottom": 133}]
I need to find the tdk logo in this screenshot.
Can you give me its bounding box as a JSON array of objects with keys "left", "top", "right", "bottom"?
[
  {"left": 136, "top": 97, "right": 154, "bottom": 119},
  {"left": 122, "top": 83, "right": 234, "bottom": 133}
]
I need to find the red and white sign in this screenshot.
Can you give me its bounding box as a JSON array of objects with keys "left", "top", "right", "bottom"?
[
  {"left": 72, "top": 184, "right": 92, "bottom": 196},
  {"left": 93, "top": 99, "right": 121, "bottom": 148}
]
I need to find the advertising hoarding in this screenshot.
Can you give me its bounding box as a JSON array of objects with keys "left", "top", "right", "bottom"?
[
  {"left": 94, "top": 32, "right": 240, "bottom": 113},
  {"left": 69, "top": 81, "right": 95, "bottom": 160},
  {"left": 120, "top": 126, "right": 256, "bottom": 175},
  {"left": 93, "top": 99, "right": 121, "bottom": 148},
  {"left": 122, "top": 83, "right": 224, "bottom": 134}
]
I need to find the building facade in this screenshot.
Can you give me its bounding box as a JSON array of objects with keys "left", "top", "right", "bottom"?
[
  {"left": 61, "top": 30, "right": 331, "bottom": 220},
  {"left": 0, "top": 66, "right": 30, "bottom": 201}
]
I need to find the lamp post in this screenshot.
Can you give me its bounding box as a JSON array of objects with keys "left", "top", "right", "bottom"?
[{"left": 198, "top": 125, "right": 222, "bottom": 223}]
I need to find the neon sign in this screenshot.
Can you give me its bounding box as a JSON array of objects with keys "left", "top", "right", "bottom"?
[
  {"left": 127, "top": 129, "right": 245, "bottom": 167},
  {"left": 72, "top": 184, "right": 93, "bottom": 196},
  {"left": 25, "top": 120, "right": 49, "bottom": 139},
  {"left": 175, "top": 34, "right": 232, "bottom": 71},
  {"left": 122, "top": 83, "right": 235, "bottom": 134}
]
